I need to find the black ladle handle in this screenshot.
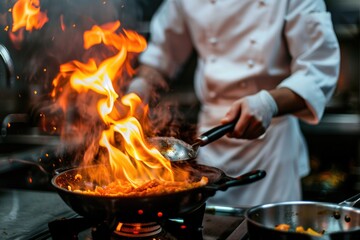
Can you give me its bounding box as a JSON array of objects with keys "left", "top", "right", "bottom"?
[{"left": 195, "top": 121, "right": 236, "bottom": 147}]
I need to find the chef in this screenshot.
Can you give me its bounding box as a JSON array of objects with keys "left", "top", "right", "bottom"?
[{"left": 127, "top": 0, "right": 340, "bottom": 206}]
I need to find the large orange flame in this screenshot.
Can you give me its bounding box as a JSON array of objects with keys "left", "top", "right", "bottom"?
[
  {"left": 11, "top": 0, "right": 48, "bottom": 32},
  {"left": 51, "top": 21, "right": 177, "bottom": 187}
]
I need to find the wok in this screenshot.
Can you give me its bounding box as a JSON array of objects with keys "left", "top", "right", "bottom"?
[
  {"left": 52, "top": 162, "right": 265, "bottom": 224},
  {"left": 245, "top": 193, "right": 360, "bottom": 240},
  {"left": 150, "top": 121, "right": 235, "bottom": 162}
]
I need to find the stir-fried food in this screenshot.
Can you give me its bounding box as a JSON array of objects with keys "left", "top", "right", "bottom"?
[
  {"left": 67, "top": 175, "right": 209, "bottom": 197},
  {"left": 275, "top": 224, "right": 325, "bottom": 236}
]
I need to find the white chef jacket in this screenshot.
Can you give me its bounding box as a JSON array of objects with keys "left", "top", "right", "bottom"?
[{"left": 139, "top": 0, "right": 340, "bottom": 206}]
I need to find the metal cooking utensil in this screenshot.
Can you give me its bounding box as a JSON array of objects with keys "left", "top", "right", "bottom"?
[
  {"left": 0, "top": 44, "right": 15, "bottom": 88},
  {"left": 245, "top": 193, "right": 360, "bottom": 240},
  {"left": 150, "top": 121, "right": 236, "bottom": 162},
  {"left": 339, "top": 192, "right": 360, "bottom": 207}
]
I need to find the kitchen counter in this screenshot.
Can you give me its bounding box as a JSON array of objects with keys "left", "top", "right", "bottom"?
[
  {"left": 0, "top": 189, "right": 76, "bottom": 240},
  {"left": 300, "top": 113, "right": 360, "bottom": 136}
]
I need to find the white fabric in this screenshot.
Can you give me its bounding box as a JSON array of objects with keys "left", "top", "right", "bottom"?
[
  {"left": 139, "top": 0, "right": 340, "bottom": 206},
  {"left": 245, "top": 90, "right": 278, "bottom": 129}
]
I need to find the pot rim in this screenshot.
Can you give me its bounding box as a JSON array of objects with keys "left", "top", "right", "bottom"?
[{"left": 245, "top": 200, "right": 360, "bottom": 235}]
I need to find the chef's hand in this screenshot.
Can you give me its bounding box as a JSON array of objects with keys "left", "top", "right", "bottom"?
[{"left": 221, "top": 90, "right": 278, "bottom": 139}]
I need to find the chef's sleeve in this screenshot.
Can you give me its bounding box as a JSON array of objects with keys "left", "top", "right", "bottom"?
[
  {"left": 138, "top": 0, "right": 193, "bottom": 79},
  {"left": 278, "top": 0, "right": 340, "bottom": 124}
]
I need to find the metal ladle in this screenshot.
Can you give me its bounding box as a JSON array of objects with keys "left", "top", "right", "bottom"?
[{"left": 150, "top": 121, "right": 236, "bottom": 162}]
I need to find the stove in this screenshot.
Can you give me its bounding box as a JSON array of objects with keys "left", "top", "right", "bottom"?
[
  {"left": 0, "top": 147, "right": 249, "bottom": 240},
  {"left": 0, "top": 188, "right": 248, "bottom": 240}
]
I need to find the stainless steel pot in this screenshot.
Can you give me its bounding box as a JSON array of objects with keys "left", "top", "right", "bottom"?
[{"left": 245, "top": 193, "right": 360, "bottom": 240}]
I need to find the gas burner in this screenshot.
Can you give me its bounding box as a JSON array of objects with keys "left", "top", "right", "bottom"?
[
  {"left": 113, "top": 222, "right": 162, "bottom": 238},
  {"left": 48, "top": 204, "right": 207, "bottom": 240},
  {"left": 45, "top": 204, "right": 248, "bottom": 240}
]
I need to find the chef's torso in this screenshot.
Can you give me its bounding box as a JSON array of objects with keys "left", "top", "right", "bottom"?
[
  {"left": 139, "top": 0, "right": 339, "bottom": 206},
  {"left": 180, "top": 0, "right": 291, "bottom": 105}
]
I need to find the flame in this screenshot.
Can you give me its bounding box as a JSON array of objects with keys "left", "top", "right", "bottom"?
[
  {"left": 51, "top": 21, "right": 178, "bottom": 187},
  {"left": 11, "top": 0, "right": 48, "bottom": 32},
  {"left": 60, "top": 14, "right": 65, "bottom": 32}
]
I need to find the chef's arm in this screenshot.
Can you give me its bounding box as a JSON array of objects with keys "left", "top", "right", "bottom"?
[
  {"left": 127, "top": 0, "right": 193, "bottom": 103},
  {"left": 127, "top": 64, "right": 169, "bottom": 104},
  {"left": 269, "top": 88, "right": 307, "bottom": 117},
  {"left": 109, "top": 64, "right": 167, "bottom": 121},
  {"left": 222, "top": 88, "right": 307, "bottom": 139}
]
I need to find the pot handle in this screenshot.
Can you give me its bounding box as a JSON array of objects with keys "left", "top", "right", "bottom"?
[
  {"left": 339, "top": 193, "right": 360, "bottom": 207},
  {"left": 8, "top": 158, "right": 49, "bottom": 175},
  {"left": 8, "top": 158, "right": 76, "bottom": 176},
  {"left": 207, "top": 170, "right": 266, "bottom": 192}
]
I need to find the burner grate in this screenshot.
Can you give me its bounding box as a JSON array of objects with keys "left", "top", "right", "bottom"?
[{"left": 46, "top": 204, "right": 246, "bottom": 240}]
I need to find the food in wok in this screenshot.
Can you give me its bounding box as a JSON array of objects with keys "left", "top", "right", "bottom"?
[{"left": 68, "top": 172, "right": 209, "bottom": 197}]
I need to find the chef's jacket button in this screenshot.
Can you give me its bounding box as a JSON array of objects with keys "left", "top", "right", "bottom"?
[
  {"left": 250, "top": 38, "right": 256, "bottom": 44},
  {"left": 239, "top": 81, "right": 248, "bottom": 88},
  {"left": 208, "top": 37, "right": 218, "bottom": 45},
  {"left": 259, "top": 0, "right": 266, "bottom": 6},
  {"left": 210, "top": 0, "right": 216, "bottom": 4},
  {"left": 209, "top": 91, "right": 216, "bottom": 98},
  {"left": 247, "top": 59, "right": 255, "bottom": 68}
]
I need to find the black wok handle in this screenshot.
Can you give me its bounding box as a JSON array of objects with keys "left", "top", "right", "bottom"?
[
  {"left": 195, "top": 121, "right": 236, "bottom": 147},
  {"left": 207, "top": 170, "right": 266, "bottom": 192}
]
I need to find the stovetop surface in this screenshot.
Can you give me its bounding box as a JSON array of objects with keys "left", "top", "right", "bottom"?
[{"left": 0, "top": 189, "right": 248, "bottom": 240}]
